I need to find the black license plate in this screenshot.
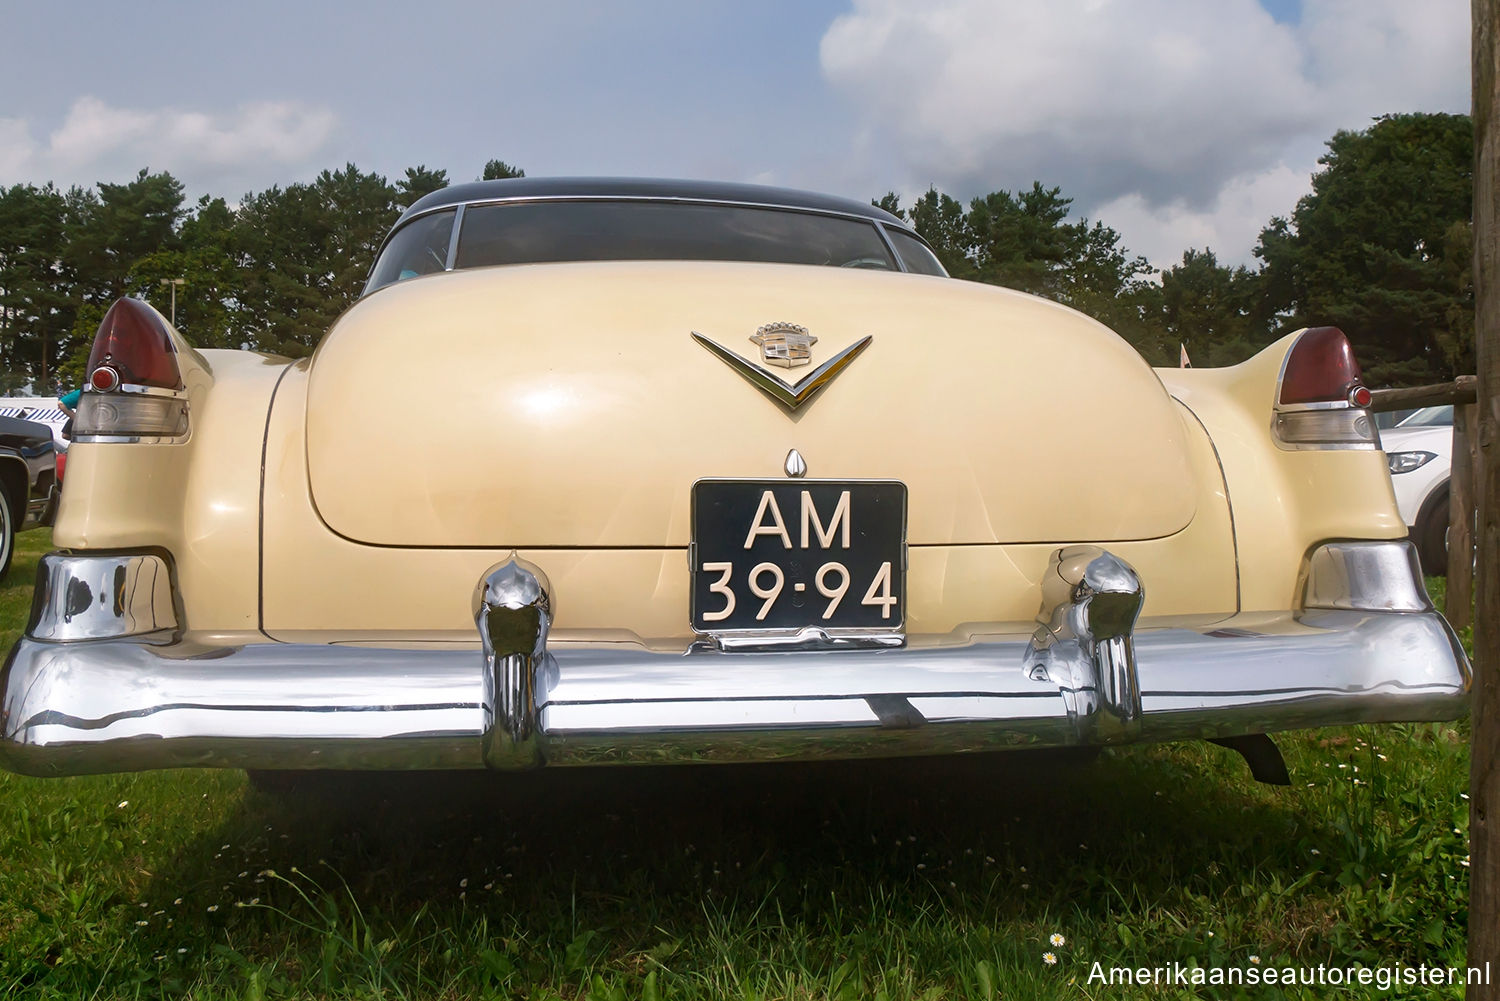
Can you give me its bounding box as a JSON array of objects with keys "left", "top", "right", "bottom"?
[{"left": 691, "top": 479, "right": 906, "bottom": 633}]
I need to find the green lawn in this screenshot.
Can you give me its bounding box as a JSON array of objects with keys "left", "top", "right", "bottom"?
[{"left": 0, "top": 529, "right": 1476, "bottom": 999}]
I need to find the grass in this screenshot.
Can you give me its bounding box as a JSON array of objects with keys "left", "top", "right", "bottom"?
[{"left": 0, "top": 527, "right": 1477, "bottom": 999}]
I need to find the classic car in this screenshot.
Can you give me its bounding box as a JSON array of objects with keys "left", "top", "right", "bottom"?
[
  {"left": 0, "top": 414, "right": 58, "bottom": 579},
  {"left": 0, "top": 399, "right": 70, "bottom": 495},
  {"left": 0, "top": 177, "right": 1471, "bottom": 784}
]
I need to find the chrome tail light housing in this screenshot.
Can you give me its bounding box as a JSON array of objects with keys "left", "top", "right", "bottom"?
[{"left": 1272, "top": 327, "right": 1379, "bottom": 450}]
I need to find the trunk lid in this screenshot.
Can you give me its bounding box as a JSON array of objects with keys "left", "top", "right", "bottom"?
[{"left": 305, "top": 262, "right": 1197, "bottom": 547}]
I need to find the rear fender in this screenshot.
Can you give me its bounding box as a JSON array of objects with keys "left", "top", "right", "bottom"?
[
  {"left": 1157, "top": 333, "right": 1403, "bottom": 612},
  {"left": 53, "top": 347, "right": 291, "bottom": 635}
]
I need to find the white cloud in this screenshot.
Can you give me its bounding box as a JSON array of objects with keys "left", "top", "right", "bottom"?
[
  {"left": 0, "top": 96, "right": 337, "bottom": 191},
  {"left": 1094, "top": 162, "right": 1314, "bottom": 268},
  {"left": 820, "top": 0, "right": 1470, "bottom": 264}
]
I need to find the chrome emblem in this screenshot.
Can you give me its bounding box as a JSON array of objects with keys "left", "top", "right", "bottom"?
[
  {"left": 784, "top": 448, "right": 807, "bottom": 478},
  {"left": 751, "top": 322, "right": 818, "bottom": 369},
  {"left": 691, "top": 331, "right": 873, "bottom": 413}
]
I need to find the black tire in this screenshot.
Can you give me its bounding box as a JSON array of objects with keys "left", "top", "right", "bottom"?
[
  {"left": 0, "top": 483, "right": 15, "bottom": 582},
  {"left": 1415, "top": 483, "right": 1450, "bottom": 577}
]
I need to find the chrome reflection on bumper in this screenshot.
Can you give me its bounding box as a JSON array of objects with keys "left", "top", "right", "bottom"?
[
  {"left": 0, "top": 541, "right": 1471, "bottom": 776},
  {"left": 473, "top": 554, "right": 552, "bottom": 768},
  {"left": 1028, "top": 547, "right": 1145, "bottom": 741},
  {"left": 28, "top": 551, "right": 178, "bottom": 642},
  {"left": 1300, "top": 540, "right": 1431, "bottom": 612}
]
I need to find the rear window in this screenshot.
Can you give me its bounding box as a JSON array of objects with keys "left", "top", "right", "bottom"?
[
  {"left": 885, "top": 229, "right": 947, "bottom": 276},
  {"left": 453, "top": 201, "right": 897, "bottom": 272},
  {"left": 366, "top": 210, "right": 455, "bottom": 293}
]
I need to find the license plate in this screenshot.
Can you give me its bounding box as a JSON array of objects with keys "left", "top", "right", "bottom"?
[{"left": 690, "top": 479, "right": 907, "bottom": 633}]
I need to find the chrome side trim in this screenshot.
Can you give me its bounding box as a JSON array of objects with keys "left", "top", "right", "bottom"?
[
  {"left": 691, "top": 332, "right": 873, "bottom": 412},
  {"left": 1169, "top": 400, "right": 1241, "bottom": 613},
  {"left": 394, "top": 193, "right": 905, "bottom": 235},
  {"left": 71, "top": 433, "right": 191, "bottom": 446},
  {"left": 94, "top": 384, "right": 185, "bottom": 398},
  {"left": 27, "top": 552, "right": 178, "bottom": 642},
  {"left": 444, "top": 203, "right": 465, "bottom": 270},
  {"left": 366, "top": 194, "right": 934, "bottom": 294},
  {"left": 871, "top": 221, "right": 906, "bottom": 272}
]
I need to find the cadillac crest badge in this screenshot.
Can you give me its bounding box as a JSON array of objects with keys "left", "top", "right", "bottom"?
[{"left": 751, "top": 322, "right": 818, "bottom": 368}]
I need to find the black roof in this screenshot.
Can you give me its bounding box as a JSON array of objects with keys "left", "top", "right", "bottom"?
[{"left": 397, "top": 177, "right": 906, "bottom": 228}]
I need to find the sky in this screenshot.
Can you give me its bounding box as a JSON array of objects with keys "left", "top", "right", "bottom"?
[{"left": 0, "top": 0, "right": 1472, "bottom": 269}]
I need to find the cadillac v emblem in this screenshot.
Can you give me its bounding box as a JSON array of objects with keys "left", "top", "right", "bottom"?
[
  {"left": 691, "top": 326, "right": 873, "bottom": 413},
  {"left": 751, "top": 322, "right": 818, "bottom": 369}
]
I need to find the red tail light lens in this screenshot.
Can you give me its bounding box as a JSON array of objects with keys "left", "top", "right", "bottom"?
[
  {"left": 1278, "top": 327, "right": 1364, "bottom": 406},
  {"left": 1273, "top": 326, "right": 1378, "bottom": 449},
  {"left": 85, "top": 298, "right": 183, "bottom": 391},
  {"left": 55, "top": 450, "right": 66, "bottom": 482},
  {"left": 89, "top": 366, "right": 120, "bottom": 391},
  {"left": 74, "top": 298, "right": 189, "bottom": 439}
]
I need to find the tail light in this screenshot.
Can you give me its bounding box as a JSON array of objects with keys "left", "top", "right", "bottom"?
[
  {"left": 1272, "top": 326, "right": 1378, "bottom": 450},
  {"left": 55, "top": 449, "right": 66, "bottom": 482},
  {"left": 85, "top": 298, "right": 183, "bottom": 390},
  {"left": 74, "top": 298, "right": 189, "bottom": 440}
]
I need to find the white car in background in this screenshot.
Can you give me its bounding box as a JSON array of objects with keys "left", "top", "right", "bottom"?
[{"left": 1383, "top": 405, "right": 1455, "bottom": 575}]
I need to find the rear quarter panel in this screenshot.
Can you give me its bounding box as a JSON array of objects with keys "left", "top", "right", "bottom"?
[
  {"left": 1157, "top": 333, "right": 1405, "bottom": 612},
  {"left": 52, "top": 348, "right": 290, "bottom": 638}
]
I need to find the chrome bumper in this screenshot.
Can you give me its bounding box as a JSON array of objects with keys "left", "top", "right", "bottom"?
[{"left": 0, "top": 542, "right": 1471, "bottom": 776}]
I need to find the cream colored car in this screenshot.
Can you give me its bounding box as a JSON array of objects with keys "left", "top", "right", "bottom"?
[{"left": 0, "top": 178, "right": 1470, "bottom": 783}]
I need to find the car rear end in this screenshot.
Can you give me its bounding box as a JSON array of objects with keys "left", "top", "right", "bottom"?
[{"left": 0, "top": 214, "right": 1470, "bottom": 778}]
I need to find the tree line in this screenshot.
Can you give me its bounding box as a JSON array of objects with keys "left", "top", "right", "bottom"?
[
  {"left": 883, "top": 112, "right": 1473, "bottom": 386},
  {"left": 0, "top": 114, "right": 1472, "bottom": 393},
  {"left": 0, "top": 158, "right": 523, "bottom": 393}
]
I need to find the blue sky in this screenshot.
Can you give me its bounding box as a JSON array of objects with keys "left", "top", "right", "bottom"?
[
  {"left": 1260, "top": 0, "right": 1303, "bottom": 23},
  {"left": 0, "top": 0, "right": 1467, "bottom": 267}
]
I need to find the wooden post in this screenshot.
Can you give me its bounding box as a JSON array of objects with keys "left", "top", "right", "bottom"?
[
  {"left": 1451, "top": 403, "right": 1478, "bottom": 631},
  {"left": 1469, "top": 0, "right": 1500, "bottom": 993},
  {"left": 1369, "top": 376, "right": 1478, "bottom": 411}
]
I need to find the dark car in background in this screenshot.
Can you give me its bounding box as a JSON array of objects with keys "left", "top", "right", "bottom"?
[{"left": 0, "top": 415, "right": 58, "bottom": 579}]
